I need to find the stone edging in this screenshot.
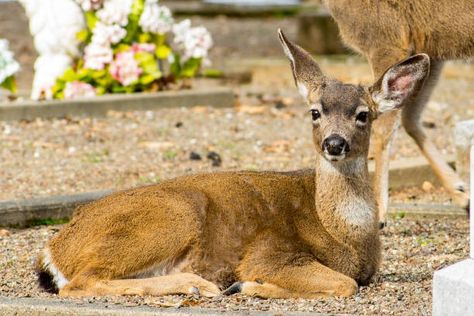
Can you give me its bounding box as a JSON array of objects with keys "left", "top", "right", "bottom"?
[
  {"left": 0, "top": 87, "right": 235, "bottom": 121},
  {"left": 0, "top": 296, "right": 313, "bottom": 316}
]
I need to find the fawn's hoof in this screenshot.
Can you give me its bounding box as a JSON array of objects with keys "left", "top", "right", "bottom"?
[
  {"left": 222, "top": 282, "right": 242, "bottom": 295},
  {"left": 379, "top": 221, "right": 386, "bottom": 230}
]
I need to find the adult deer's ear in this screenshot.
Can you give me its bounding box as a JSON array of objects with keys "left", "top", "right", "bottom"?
[
  {"left": 370, "top": 54, "right": 430, "bottom": 114},
  {"left": 278, "top": 29, "right": 326, "bottom": 99}
]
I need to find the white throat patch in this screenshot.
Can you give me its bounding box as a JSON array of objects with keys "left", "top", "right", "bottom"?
[{"left": 337, "top": 196, "right": 376, "bottom": 228}]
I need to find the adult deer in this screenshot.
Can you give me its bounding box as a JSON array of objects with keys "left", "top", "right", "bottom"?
[
  {"left": 36, "top": 31, "right": 430, "bottom": 299},
  {"left": 322, "top": 0, "right": 474, "bottom": 224}
]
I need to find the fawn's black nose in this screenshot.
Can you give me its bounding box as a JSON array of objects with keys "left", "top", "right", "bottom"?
[{"left": 323, "top": 134, "right": 349, "bottom": 156}]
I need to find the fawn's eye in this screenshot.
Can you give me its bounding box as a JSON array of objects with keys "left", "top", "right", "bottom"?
[
  {"left": 356, "top": 111, "right": 369, "bottom": 125},
  {"left": 310, "top": 109, "right": 321, "bottom": 121}
]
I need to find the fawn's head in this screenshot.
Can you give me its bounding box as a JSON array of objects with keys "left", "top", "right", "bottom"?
[{"left": 278, "top": 30, "right": 430, "bottom": 163}]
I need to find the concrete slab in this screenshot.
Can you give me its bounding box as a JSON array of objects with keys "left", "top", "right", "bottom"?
[
  {"left": 433, "top": 259, "right": 474, "bottom": 316},
  {"left": 0, "top": 296, "right": 323, "bottom": 316},
  {"left": 0, "top": 88, "right": 235, "bottom": 121}
]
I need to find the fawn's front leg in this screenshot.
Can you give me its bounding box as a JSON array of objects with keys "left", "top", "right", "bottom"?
[{"left": 227, "top": 233, "right": 358, "bottom": 299}]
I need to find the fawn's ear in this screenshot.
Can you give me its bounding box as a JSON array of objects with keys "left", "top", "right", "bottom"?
[
  {"left": 370, "top": 54, "right": 430, "bottom": 114},
  {"left": 278, "top": 29, "right": 326, "bottom": 99}
]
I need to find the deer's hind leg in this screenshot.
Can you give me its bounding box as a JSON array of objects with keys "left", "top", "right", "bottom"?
[
  {"left": 228, "top": 233, "right": 358, "bottom": 299},
  {"left": 401, "top": 60, "right": 469, "bottom": 210},
  {"left": 59, "top": 273, "right": 220, "bottom": 298},
  {"left": 50, "top": 189, "right": 219, "bottom": 298}
]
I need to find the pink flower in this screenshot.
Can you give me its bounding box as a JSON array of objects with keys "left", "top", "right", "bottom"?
[
  {"left": 63, "top": 81, "right": 96, "bottom": 99},
  {"left": 131, "top": 43, "right": 156, "bottom": 53},
  {"left": 109, "top": 51, "right": 142, "bottom": 86}
]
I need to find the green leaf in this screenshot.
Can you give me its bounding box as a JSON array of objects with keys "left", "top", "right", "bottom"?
[
  {"left": 156, "top": 34, "right": 166, "bottom": 46},
  {"left": 85, "top": 11, "right": 98, "bottom": 30},
  {"left": 123, "top": 0, "right": 145, "bottom": 43},
  {"left": 203, "top": 68, "right": 224, "bottom": 78},
  {"left": 91, "top": 69, "right": 108, "bottom": 79},
  {"left": 96, "top": 86, "right": 106, "bottom": 95},
  {"left": 135, "top": 52, "right": 161, "bottom": 78},
  {"left": 76, "top": 28, "right": 90, "bottom": 43},
  {"left": 135, "top": 51, "right": 154, "bottom": 64},
  {"left": 1, "top": 75, "right": 17, "bottom": 93},
  {"left": 140, "top": 73, "right": 156, "bottom": 85},
  {"left": 111, "top": 85, "right": 126, "bottom": 93},
  {"left": 170, "top": 53, "right": 181, "bottom": 77},
  {"left": 62, "top": 68, "right": 78, "bottom": 82},
  {"left": 114, "top": 43, "right": 131, "bottom": 53},
  {"left": 181, "top": 58, "right": 202, "bottom": 78},
  {"left": 155, "top": 45, "right": 171, "bottom": 59},
  {"left": 138, "top": 32, "right": 152, "bottom": 43}
]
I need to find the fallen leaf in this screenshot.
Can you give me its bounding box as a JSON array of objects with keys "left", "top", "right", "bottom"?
[
  {"left": 263, "top": 140, "right": 291, "bottom": 153},
  {"left": 0, "top": 229, "right": 11, "bottom": 237},
  {"left": 237, "top": 105, "right": 267, "bottom": 115},
  {"left": 138, "top": 141, "right": 175, "bottom": 150}
]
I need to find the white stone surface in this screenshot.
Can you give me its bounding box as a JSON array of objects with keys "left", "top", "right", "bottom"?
[
  {"left": 432, "top": 145, "right": 474, "bottom": 316},
  {"left": 454, "top": 120, "right": 474, "bottom": 148},
  {"left": 471, "top": 145, "right": 473, "bottom": 258},
  {"left": 433, "top": 259, "right": 474, "bottom": 316}
]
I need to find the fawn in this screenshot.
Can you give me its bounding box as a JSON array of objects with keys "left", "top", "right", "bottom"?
[
  {"left": 322, "top": 0, "right": 474, "bottom": 224},
  {"left": 35, "top": 31, "right": 429, "bottom": 299}
]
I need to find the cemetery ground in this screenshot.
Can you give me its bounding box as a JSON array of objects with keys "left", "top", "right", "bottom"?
[{"left": 0, "top": 57, "right": 473, "bottom": 315}]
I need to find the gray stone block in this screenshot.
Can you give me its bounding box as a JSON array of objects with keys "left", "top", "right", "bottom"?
[
  {"left": 433, "top": 259, "right": 474, "bottom": 316},
  {"left": 0, "top": 87, "right": 235, "bottom": 121}
]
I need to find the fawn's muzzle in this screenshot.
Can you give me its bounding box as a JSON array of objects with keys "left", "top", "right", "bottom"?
[{"left": 323, "top": 134, "right": 349, "bottom": 156}]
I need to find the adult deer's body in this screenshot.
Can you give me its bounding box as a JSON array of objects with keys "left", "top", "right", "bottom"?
[
  {"left": 323, "top": 0, "right": 474, "bottom": 223},
  {"left": 36, "top": 32, "right": 430, "bottom": 298}
]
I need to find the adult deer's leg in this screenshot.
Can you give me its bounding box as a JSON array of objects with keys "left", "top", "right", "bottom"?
[
  {"left": 401, "top": 60, "right": 469, "bottom": 210},
  {"left": 228, "top": 233, "right": 358, "bottom": 299},
  {"left": 371, "top": 111, "right": 400, "bottom": 227},
  {"left": 368, "top": 48, "right": 408, "bottom": 226}
]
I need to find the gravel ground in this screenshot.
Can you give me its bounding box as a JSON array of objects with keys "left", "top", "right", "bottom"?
[
  {"left": 0, "top": 217, "right": 468, "bottom": 315},
  {"left": 1, "top": 57, "right": 473, "bottom": 201}
]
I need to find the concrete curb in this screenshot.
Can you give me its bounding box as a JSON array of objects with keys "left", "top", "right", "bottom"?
[
  {"left": 0, "top": 156, "right": 463, "bottom": 227},
  {"left": 0, "top": 296, "right": 321, "bottom": 316},
  {"left": 0, "top": 190, "right": 112, "bottom": 227},
  {"left": 0, "top": 88, "right": 235, "bottom": 121}
]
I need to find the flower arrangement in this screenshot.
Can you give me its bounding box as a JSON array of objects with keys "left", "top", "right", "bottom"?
[
  {"left": 0, "top": 39, "right": 20, "bottom": 94},
  {"left": 52, "top": 0, "right": 213, "bottom": 99}
]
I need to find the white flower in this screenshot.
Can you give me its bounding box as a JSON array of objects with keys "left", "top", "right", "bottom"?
[
  {"left": 172, "top": 19, "right": 191, "bottom": 44},
  {"left": 76, "top": 0, "right": 103, "bottom": 11},
  {"left": 84, "top": 42, "right": 113, "bottom": 70},
  {"left": 173, "top": 20, "right": 213, "bottom": 62},
  {"left": 96, "top": 0, "right": 133, "bottom": 26},
  {"left": 139, "top": 0, "right": 174, "bottom": 34},
  {"left": 64, "top": 81, "right": 96, "bottom": 99},
  {"left": 92, "top": 22, "right": 126, "bottom": 45},
  {"left": 0, "top": 39, "right": 20, "bottom": 84}
]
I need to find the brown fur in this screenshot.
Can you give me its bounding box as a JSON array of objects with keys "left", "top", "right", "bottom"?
[
  {"left": 323, "top": 0, "right": 474, "bottom": 222},
  {"left": 36, "top": 32, "right": 430, "bottom": 299}
]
